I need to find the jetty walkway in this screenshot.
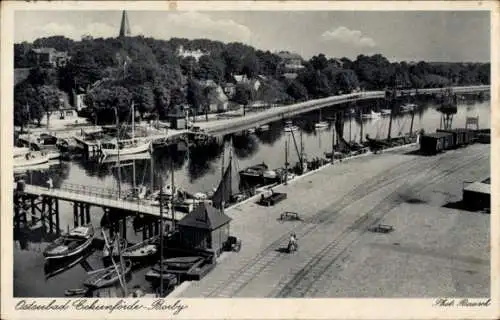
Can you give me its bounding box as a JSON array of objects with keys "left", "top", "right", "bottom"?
[{"left": 16, "top": 183, "right": 185, "bottom": 221}]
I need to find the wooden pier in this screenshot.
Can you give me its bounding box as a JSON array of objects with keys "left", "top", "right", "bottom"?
[{"left": 16, "top": 183, "right": 186, "bottom": 220}]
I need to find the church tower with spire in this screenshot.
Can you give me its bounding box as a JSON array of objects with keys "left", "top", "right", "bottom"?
[{"left": 119, "top": 10, "right": 131, "bottom": 37}]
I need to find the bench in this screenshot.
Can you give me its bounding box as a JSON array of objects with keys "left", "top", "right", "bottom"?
[
  {"left": 279, "top": 211, "right": 301, "bottom": 221},
  {"left": 370, "top": 224, "right": 394, "bottom": 233},
  {"left": 258, "top": 192, "right": 287, "bottom": 206}
]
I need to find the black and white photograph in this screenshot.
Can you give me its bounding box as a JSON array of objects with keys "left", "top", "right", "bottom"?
[{"left": 1, "top": 1, "right": 497, "bottom": 319}]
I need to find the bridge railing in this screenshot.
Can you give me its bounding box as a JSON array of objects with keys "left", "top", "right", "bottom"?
[{"left": 58, "top": 182, "right": 130, "bottom": 200}]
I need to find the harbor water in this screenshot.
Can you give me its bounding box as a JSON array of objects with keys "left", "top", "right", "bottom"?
[{"left": 13, "top": 97, "right": 490, "bottom": 297}]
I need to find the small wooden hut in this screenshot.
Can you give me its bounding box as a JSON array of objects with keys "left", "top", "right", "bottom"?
[{"left": 177, "top": 202, "right": 232, "bottom": 256}]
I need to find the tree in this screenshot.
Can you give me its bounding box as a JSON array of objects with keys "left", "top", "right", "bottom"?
[
  {"left": 169, "top": 87, "right": 186, "bottom": 109},
  {"left": 310, "top": 54, "right": 329, "bottom": 70},
  {"left": 14, "top": 84, "right": 44, "bottom": 129},
  {"left": 256, "top": 50, "right": 281, "bottom": 76},
  {"left": 180, "top": 56, "right": 198, "bottom": 77},
  {"left": 233, "top": 83, "right": 252, "bottom": 116},
  {"left": 242, "top": 54, "right": 260, "bottom": 78},
  {"left": 186, "top": 80, "right": 206, "bottom": 118},
  {"left": 84, "top": 85, "right": 133, "bottom": 124},
  {"left": 153, "top": 85, "right": 171, "bottom": 119},
  {"left": 133, "top": 84, "right": 155, "bottom": 119},
  {"left": 286, "top": 80, "right": 308, "bottom": 101},
  {"left": 61, "top": 50, "right": 104, "bottom": 92},
  {"left": 196, "top": 55, "right": 225, "bottom": 82},
  {"left": 27, "top": 67, "right": 59, "bottom": 87},
  {"left": 38, "top": 85, "right": 63, "bottom": 128}
]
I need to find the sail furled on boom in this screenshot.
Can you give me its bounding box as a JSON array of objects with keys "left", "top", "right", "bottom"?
[{"left": 212, "top": 160, "right": 232, "bottom": 209}]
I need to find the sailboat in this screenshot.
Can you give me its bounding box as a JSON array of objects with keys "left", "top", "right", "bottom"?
[
  {"left": 314, "top": 108, "right": 328, "bottom": 129},
  {"left": 401, "top": 103, "right": 417, "bottom": 112},
  {"left": 380, "top": 109, "right": 392, "bottom": 116},
  {"left": 361, "top": 110, "right": 381, "bottom": 119},
  {"left": 283, "top": 120, "right": 298, "bottom": 133},
  {"left": 100, "top": 102, "right": 151, "bottom": 157}
]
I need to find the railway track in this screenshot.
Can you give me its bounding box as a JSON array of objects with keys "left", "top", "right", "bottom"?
[
  {"left": 271, "top": 150, "right": 487, "bottom": 297},
  {"left": 204, "top": 148, "right": 451, "bottom": 297}
]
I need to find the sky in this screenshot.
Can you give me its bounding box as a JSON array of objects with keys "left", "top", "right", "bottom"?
[{"left": 14, "top": 10, "right": 490, "bottom": 62}]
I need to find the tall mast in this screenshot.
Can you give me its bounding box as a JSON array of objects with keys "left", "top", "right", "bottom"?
[
  {"left": 131, "top": 101, "right": 135, "bottom": 140},
  {"left": 117, "top": 222, "right": 128, "bottom": 297},
  {"left": 115, "top": 107, "right": 121, "bottom": 199},
  {"left": 228, "top": 137, "right": 233, "bottom": 202},
  {"left": 349, "top": 108, "right": 352, "bottom": 143},
  {"left": 170, "top": 158, "right": 175, "bottom": 230},
  {"left": 359, "top": 110, "right": 364, "bottom": 144},
  {"left": 409, "top": 109, "right": 415, "bottom": 136},
  {"left": 220, "top": 139, "right": 225, "bottom": 210},
  {"left": 387, "top": 99, "right": 393, "bottom": 140},
  {"left": 150, "top": 143, "right": 154, "bottom": 191},
  {"left": 284, "top": 137, "right": 289, "bottom": 185},
  {"left": 331, "top": 115, "right": 335, "bottom": 164},
  {"left": 159, "top": 185, "right": 164, "bottom": 297}
]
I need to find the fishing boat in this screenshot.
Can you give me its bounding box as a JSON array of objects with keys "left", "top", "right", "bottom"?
[
  {"left": 155, "top": 256, "right": 204, "bottom": 271},
  {"left": 314, "top": 121, "right": 328, "bottom": 129},
  {"left": 83, "top": 260, "right": 132, "bottom": 289},
  {"left": 239, "top": 162, "right": 268, "bottom": 183},
  {"left": 43, "top": 225, "right": 95, "bottom": 260},
  {"left": 380, "top": 109, "right": 392, "bottom": 116},
  {"left": 100, "top": 138, "right": 151, "bottom": 157},
  {"left": 257, "top": 124, "right": 270, "bottom": 132},
  {"left": 45, "top": 246, "right": 94, "bottom": 279},
  {"left": 361, "top": 110, "right": 381, "bottom": 119},
  {"left": 14, "top": 147, "right": 30, "bottom": 157},
  {"left": 14, "top": 151, "right": 50, "bottom": 168},
  {"left": 121, "top": 236, "right": 158, "bottom": 260},
  {"left": 314, "top": 108, "right": 329, "bottom": 129},
  {"left": 145, "top": 269, "right": 178, "bottom": 287},
  {"left": 99, "top": 101, "right": 152, "bottom": 157},
  {"left": 401, "top": 103, "right": 417, "bottom": 112},
  {"left": 284, "top": 125, "right": 299, "bottom": 132}
]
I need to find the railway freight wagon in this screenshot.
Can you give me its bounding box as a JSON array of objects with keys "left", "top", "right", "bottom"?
[
  {"left": 419, "top": 132, "right": 454, "bottom": 155},
  {"left": 436, "top": 128, "right": 474, "bottom": 147}
]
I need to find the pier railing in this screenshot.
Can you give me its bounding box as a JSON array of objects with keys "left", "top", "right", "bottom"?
[
  {"left": 58, "top": 182, "right": 130, "bottom": 200},
  {"left": 19, "top": 182, "right": 183, "bottom": 219}
]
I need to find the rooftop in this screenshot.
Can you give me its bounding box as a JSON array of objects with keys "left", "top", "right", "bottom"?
[
  {"left": 463, "top": 181, "right": 490, "bottom": 194},
  {"left": 178, "top": 202, "right": 232, "bottom": 230}
]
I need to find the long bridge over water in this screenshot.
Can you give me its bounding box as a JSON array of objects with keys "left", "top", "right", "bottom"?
[{"left": 193, "top": 85, "right": 490, "bottom": 137}]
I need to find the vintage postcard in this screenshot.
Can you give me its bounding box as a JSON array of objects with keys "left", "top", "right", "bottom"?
[{"left": 1, "top": 1, "right": 498, "bottom": 319}]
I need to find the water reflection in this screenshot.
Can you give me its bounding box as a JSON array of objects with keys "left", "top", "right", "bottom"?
[{"left": 232, "top": 133, "right": 260, "bottom": 160}]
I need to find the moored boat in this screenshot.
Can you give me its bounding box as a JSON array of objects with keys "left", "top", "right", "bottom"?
[
  {"left": 314, "top": 121, "right": 329, "bottom": 129},
  {"left": 100, "top": 139, "right": 151, "bottom": 157},
  {"left": 14, "top": 151, "right": 50, "bottom": 168},
  {"left": 380, "top": 109, "right": 392, "bottom": 116},
  {"left": 284, "top": 125, "right": 299, "bottom": 132},
  {"left": 239, "top": 162, "right": 268, "bottom": 184},
  {"left": 14, "top": 147, "right": 30, "bottom": 157},
  {"left": 83, "top": 260, "right": 132, "bottom": 289},
  {"left": 401, "top": 103, "right": 417, "bottom": 112},
  {"left": 145, "top": 269, "right": 178, "bottom": 287},
  {"left": 257, "top": 124, "right": 270, "bottom": 131},
  {"left": 43, "top": 225, "right": 95, "bottom": 260},
  {"left": 361, "top": 110, "right": 381, "bottom": 119},
  {"left": 155, "top": 256, "right": 204, "bottom": 271}
]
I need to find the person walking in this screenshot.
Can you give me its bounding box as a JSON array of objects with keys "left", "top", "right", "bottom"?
[{"left": 46, "top": 177, "right": 53, "bottom": 190}]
